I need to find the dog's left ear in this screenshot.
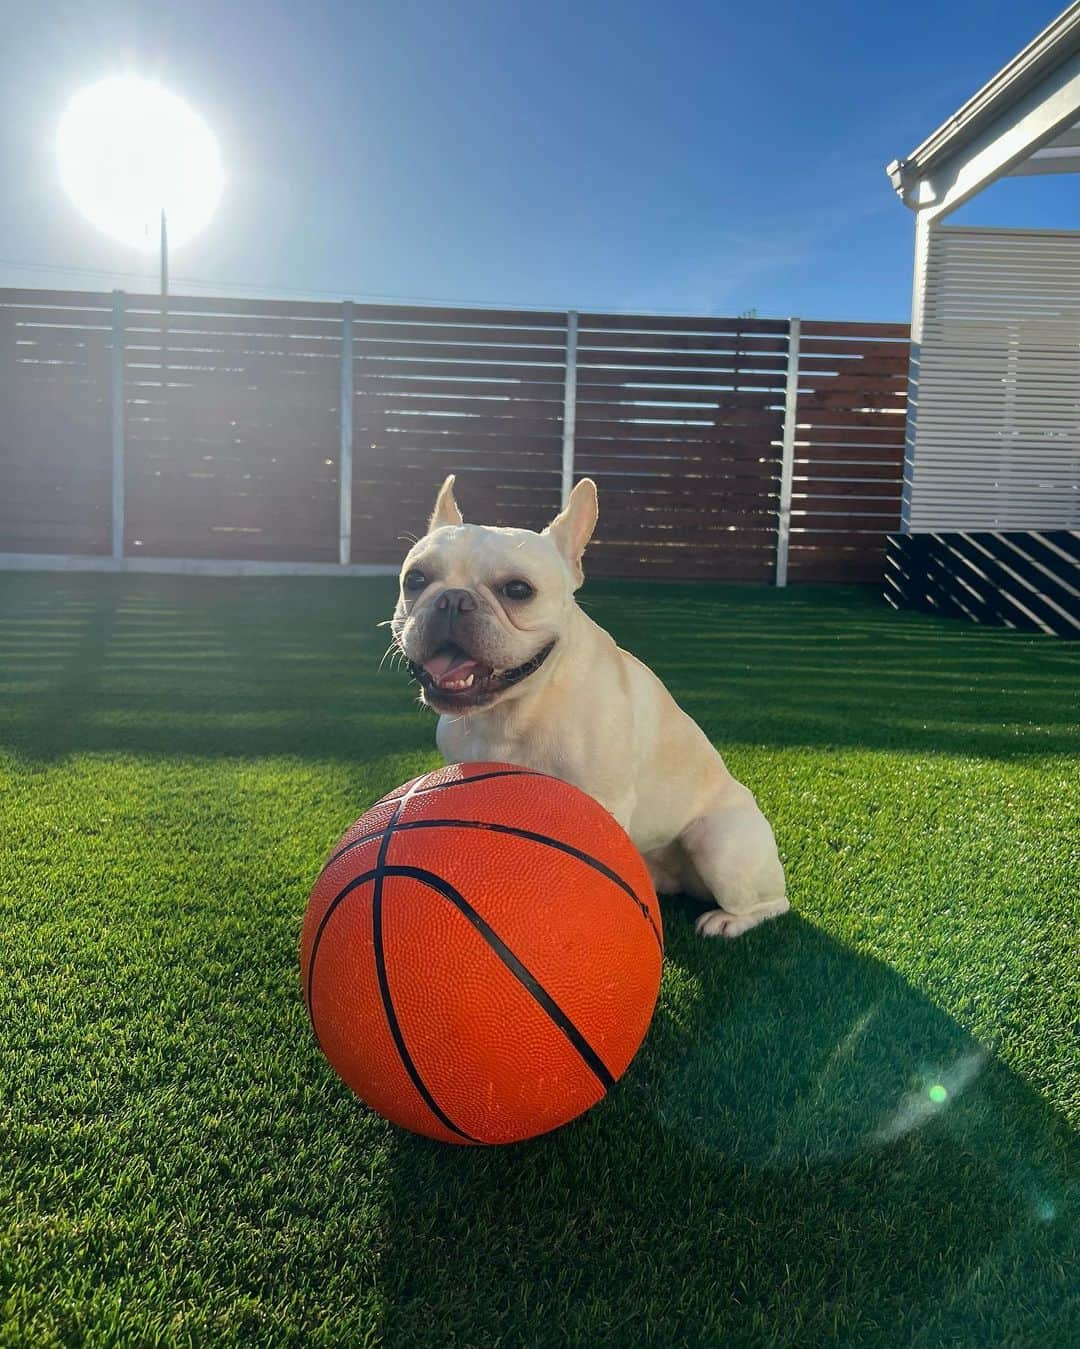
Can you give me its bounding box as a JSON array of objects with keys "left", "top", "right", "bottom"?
[
  {"left": 543, "top": 478, "right": 598, "bottom": 589},
  {"left": 428, "top": 474, "right": 464, "bottom": 532}
]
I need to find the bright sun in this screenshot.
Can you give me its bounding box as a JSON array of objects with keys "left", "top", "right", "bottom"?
[{"left": 58, "top": 76, "right": 223, "bottom": 251}]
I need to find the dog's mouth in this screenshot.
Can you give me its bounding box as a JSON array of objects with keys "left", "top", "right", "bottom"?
[{"left": 407, "top": 641, "right": 556, "bottom": 709}]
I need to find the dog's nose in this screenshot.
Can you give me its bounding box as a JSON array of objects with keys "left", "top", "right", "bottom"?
[{"left": 437, "top": 588, "right": 478, "bottom": 615}]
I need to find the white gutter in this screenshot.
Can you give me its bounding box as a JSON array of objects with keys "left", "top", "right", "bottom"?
[{"left": 886, "top": 1, "right": 1080, "bottom": 208}]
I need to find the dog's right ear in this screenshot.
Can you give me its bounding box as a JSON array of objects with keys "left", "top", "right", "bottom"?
[
  {"left": 428, "top": 474, "right": 464, "bottom": 532},
  {"left": 543, "top": 478, "right": 598, "bottom": 589}
]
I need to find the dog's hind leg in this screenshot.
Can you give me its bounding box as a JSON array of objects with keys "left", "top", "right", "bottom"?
[{"left": 678, "top": 786, "right": 789, "bottom": 939}]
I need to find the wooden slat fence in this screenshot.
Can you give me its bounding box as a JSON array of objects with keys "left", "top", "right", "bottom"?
[
  {"left": 123, "top": 294, "right": 343, "bottom": 561},
  {"left": 0, "top": 291, "right": 113, "bottom": 555},
  {"left": 0, "top": 288, "right": 907, "bottom": 582},
  {"left": 349, "top": 304, "right": 568, "bottom": 563},
  {"left": 791, "top": 320, "right": 908, "bottom": 582},
  {"left": 575, "top": 313, "right": 788, "bottom": 580}
]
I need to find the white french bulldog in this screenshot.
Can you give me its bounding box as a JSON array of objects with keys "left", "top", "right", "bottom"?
[{"left": 391, "top": 475, "right": 789, "bottom": 938}]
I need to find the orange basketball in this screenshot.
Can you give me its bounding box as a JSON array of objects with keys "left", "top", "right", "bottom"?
[{"left": 300, "top": 762, "right": 663, "bottom": 1146}]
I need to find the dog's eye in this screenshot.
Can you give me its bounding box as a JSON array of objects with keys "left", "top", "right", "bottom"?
[
  {"left": 502, "top": 579, "right": 535, "bottom": 602},
  {"left": 403, "top": 570, "right": 428, "bottom": 593}
]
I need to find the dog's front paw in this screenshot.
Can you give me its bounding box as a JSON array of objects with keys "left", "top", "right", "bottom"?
[
  {"left": 694, "top": 898, "right": 789, "bottom": 940},
  {"left": 695, "top": 908, "right": 754, "bottom": 939}
]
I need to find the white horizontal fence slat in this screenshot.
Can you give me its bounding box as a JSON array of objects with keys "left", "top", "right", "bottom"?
[
  {"left": 908, "top": 225, "right": 1080, "bottom": 532},
  {"left": 774, "top": 316, "right": 800, "bottom": 587},
  {"left": 560, "top": 310, "right": 578, "bottom": 510}
]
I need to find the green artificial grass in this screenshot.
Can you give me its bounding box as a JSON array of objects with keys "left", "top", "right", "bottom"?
[{"left": 0, "top": 572, "right": 1076, "bottom": 1347}]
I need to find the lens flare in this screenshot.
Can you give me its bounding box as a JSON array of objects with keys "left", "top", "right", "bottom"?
[{"left": 58, "top": 76, "right": 223, "bottom": 250}]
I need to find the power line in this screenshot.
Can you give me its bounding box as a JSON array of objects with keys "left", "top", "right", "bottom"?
[
  {"left": 0, "top": 255, "right": 582, "bottom": 313},
  {"left": 0, "top": 254, "right": 746, "bottom": 320}
]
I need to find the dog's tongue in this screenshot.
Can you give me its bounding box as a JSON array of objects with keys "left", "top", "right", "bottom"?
[{"left": 423, "top": 648, "right": 482, "bottom": 681}]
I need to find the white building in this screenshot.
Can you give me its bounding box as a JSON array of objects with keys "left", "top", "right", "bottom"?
[{"left": 887, "top": 1, "right": 1080, "bottom": 637}]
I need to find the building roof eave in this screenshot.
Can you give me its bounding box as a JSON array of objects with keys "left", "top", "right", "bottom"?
[{"left": 886, "top": 2, "right": 1080, "bottom": 207}]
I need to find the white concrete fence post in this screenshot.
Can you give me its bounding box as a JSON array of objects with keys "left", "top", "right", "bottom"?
[
  {"left": 339, "top": 300, "right": 355, "bottom": 567},
  {"left": 110, "top": 289, "right": 126, "bottom": 561},
  {"left": 561, "top": 310, "right": 579, "bottom": 509},
  {"left": 900, "top": 215, "right": 932, "bottom": 534},
  {"left": 775, "top": 315, "right": 801, "bottom": 587}
]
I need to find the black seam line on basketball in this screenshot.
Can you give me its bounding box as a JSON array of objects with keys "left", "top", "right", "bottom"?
[
  {"left": 320, "top": 769, "right": 549, "bottom": 872},
  {"left": 304, "top": 865, "right": 482, "bottom": 1146},
  {"left": 382, "top": 768, "right": 546, "bottom": 803},
  {"left": 304, "top": 871, "right": 371, "bottom": 1052},
  {"left": 306, "top": 787, "right": 482, "bottom": 1145},
  {"left": 383, "top": 864, "right": 617, "bottom": 1093},
  {"left": 321, "top": 819, "right": 662, "bottom": 954},
  {"left": 371, "top": 788, "right": 482, "bottom": 1144},
  {"left": 309, "top": 769, "right": 525, "bottom": 1011}
]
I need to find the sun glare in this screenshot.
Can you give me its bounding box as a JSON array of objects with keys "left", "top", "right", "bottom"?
[{"left": 57, "top": 76, "right": 223, "bottom": 250}]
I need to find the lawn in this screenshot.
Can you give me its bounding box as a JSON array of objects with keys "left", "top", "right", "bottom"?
[{"left": 0, "top": 571, "right": 1076, "bottom": 1348}]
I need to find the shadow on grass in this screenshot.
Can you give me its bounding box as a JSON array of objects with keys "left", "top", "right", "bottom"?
[
  {"left": 0, "top": 573, "right": 1076, "bottom": 766},
  {"left": 3, "top": 570, "right": 1076, "bottom": 1343},
  {"left": 366, "top": 911, "right": 1077, "bottom": 1347}
]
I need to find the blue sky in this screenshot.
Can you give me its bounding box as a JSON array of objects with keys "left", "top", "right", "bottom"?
[{"left": 0, "top": 0, "right": 1073, "bottom": 321}]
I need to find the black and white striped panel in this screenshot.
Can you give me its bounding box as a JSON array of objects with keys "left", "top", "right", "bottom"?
[{"left": 885, "top": 531, "right": 1079, "bottom": 638}]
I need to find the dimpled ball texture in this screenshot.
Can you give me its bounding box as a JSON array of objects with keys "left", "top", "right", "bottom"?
[{"left": 301, "top": 762, "right": 663, "bottom": 1145}]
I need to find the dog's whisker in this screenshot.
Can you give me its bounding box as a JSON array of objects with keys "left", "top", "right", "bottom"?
[{"left": 378, "top": 638, "right": 406, "bottom": 673}]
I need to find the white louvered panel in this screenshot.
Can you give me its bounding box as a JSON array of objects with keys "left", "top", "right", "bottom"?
[{"left": 909, "top": 226, "right": 1080, "bottom": 531}]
